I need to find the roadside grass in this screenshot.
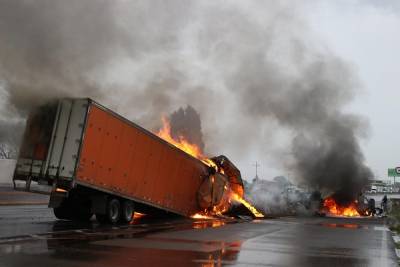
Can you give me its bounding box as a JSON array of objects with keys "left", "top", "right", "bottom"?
[
  {"left": 388, "top": 201, "right": 400, "bottom": 259},
  {"left": 388, "top": 203, "right": 400, "bottom": 233}
]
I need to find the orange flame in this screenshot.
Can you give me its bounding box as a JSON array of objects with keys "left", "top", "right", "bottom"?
[
  {"left": 133, "top": 212, "right": 146, "bottom": 220},
  {"left": 157, "top": 116, "right": 263, "bottom": 219},
  {"left": 192, "top": 220, "right": 226, "bottom": 229},
  {"left": 323, "top": 197, "right": 360, "bottom": 217},
  {"left": 230, "top": 192, "right": 265, "bottom": 218},
  {"left": 191, "top": 192, "right": 265, "bottom": 219},
  {"left": 157, "top": 116, "right": 218, "bottom": 169},
  {"left": 157, "top": 116, "right": 203, "bottom": 158},
  {"left": 191, "top": 213, "right": 215, "bottom": 220}
]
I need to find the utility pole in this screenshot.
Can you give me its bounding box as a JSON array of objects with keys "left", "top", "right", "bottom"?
[{"left": 253, "top": 161, "right": 260, "bottom": 180}]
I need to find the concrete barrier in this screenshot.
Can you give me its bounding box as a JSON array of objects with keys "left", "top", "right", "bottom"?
[{"left": 0, "top": 159, "right": 16, "bottom": 186}]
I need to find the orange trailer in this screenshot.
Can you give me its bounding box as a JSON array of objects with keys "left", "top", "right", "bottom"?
[{"left": 13, "top": 98, "right": 243, "bottom": 223}]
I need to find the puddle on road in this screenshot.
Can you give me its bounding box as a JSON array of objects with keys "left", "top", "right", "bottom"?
[
  {"left": 0, "top": 217, "right": 244, "bottom": 266},
  {"left": 318, "top": 223, "right": 367, "bottom": 230},
  {"left": 319, "top": 223, "right": 363, "bottom": 229},
  {"left": 0, "top": 216, "right": 395, "bottom": 267},
  {"left": 192, "top": 220, "right": 226, "bottom": 229},
  {"left": 90, "top": 238, "right": 243, "bottom": 266}
]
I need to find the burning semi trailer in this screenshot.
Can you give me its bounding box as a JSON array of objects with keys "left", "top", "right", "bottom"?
[{"left": 13, "top": 98, "right": 263, "bottom": 224}]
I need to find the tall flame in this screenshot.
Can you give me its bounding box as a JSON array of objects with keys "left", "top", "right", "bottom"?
[
  {"left": 156, "top": 116, "right": 264, "bottom": 219},
  {"left": 157, "top": 116, "right": 218, "bottom": 169},
  {"left": 157, "top": 116, "right": 204, "bottom": 159}
]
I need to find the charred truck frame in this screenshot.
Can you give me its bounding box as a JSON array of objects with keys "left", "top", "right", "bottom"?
[{"left": 13, "top": 98, "right": 244, "bottom": 224}]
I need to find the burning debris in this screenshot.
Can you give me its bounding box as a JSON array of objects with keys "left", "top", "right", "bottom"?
[
  {"left": 317, "top": 191, "right": 379, "bottom": 218},
  {"left": 322, "top": 197, "right": 360, "bottom": 217},
  {"left": 156, "top": 114, "right": 264, "bottom": 219},
  {"left": 230, "top": 192, "right": 264, "bottom": 218}
]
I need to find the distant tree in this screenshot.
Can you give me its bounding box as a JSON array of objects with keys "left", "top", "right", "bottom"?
[
  {"left": 0, "top": 120, "right": 25, "bottom": 159},
  {"left": 0, "top": 143, "right": 17, "bottom": 159}
]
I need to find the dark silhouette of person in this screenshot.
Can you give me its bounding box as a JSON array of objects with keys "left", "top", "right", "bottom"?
[
  {"left": 381, "top": 195, "right": 388, "bottom": 213},
  {"left": 368, "top": 198, "right": 376, "bottom": 216}
]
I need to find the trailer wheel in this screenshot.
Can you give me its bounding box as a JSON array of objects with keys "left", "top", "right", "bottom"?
[
  {"left": 120, "top": 200, "right": 134, "bottom": 223},
  {"left": 53, "top": 206, "right": 72, "bottom": 220},
  {"left": 106, "top": 198, "right": 121, "bottom": 224}
]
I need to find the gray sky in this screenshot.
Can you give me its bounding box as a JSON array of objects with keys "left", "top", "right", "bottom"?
[
  {"left": 238, "top": 1, "right": 400, "bottom": 182},
  {"left": 307, "top": 1, "right": 400, "bottom": 181}
]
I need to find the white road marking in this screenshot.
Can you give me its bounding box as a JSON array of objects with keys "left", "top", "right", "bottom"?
[
  {"left": 29, "top": 234, "right": 43, "bottom": 239},
  {"left": 374, "top": 226, "right": 389, "bottom": 231},
  {"left": 380, "top": 228, "right": 390, "bottom": 266}
]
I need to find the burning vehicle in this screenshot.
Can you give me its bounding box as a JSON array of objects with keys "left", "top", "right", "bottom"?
[
  {"left": 322, "top": 196, "right": 361, "bottom": 217},
  {"left": 13, "top": 98, "right": 263, "bottom": 224},
  {"left": 314, "top": 192, "right": 375, "bottom": 217}
]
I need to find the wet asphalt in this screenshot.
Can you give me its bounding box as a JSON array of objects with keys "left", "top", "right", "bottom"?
[{"left": 0, "top": 189, "right": 398, "bottom": 266}]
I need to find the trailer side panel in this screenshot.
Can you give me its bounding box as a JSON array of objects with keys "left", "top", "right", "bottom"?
[{"left": 76, "top": 104, "right": 207, "bottom": 216}]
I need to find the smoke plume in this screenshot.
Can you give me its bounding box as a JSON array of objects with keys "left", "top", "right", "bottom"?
[{"left": 0, "top": 1, "right": 371, "bottom": 200}]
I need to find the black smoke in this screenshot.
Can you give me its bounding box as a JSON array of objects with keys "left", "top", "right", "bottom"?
[
  {"left": 0, "top": 1, "right": 371, "bottom": 200},
  {"left": 230, "top": 57, "right": 372, "bottom": 202}
]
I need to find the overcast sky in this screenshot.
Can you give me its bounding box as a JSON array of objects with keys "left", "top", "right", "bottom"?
[
  {"left": 311, "top": 1, "right": 400, "bottom": 181},
  {"left": 254, "top": 1, "right": 400, "bottom": 182},
  {"left": 1, "top": 1, "right": 399, "bottom": 185}
]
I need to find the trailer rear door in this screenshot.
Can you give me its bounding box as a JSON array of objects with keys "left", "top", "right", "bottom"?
[{"left": 14, "top": 98, "right": 89, "bottom": 192}]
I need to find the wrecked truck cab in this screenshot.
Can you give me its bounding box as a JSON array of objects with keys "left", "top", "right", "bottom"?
[
  {"left": 13, "top": 98, "right": 244, "bottom": 224},
  {"left": 211, "top": 155, "right": 244, "bottom": 199}
]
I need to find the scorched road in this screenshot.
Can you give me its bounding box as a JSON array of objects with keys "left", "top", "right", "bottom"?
[{"left": 0, "top": 204, "right": 397, "bottom": 266}]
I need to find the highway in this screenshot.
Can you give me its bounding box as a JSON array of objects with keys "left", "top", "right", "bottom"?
[{"left": 0, "top": 201, "right": 397, "bottom": 266}]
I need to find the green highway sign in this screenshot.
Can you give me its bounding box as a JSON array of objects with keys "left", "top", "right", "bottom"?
[{"left": 388, "top": 168, "right": 400, "bottom": 177}]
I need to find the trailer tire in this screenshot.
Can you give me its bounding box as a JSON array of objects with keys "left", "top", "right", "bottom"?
[
  {"left": 106, "top": 198, "right": 121, "bottom": 224},
  {"left": 53, "top": 206, "right": 72, "bottom": 220},
  {"left": 120, "top": 200, "right": 134, "bottom": 223}
]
